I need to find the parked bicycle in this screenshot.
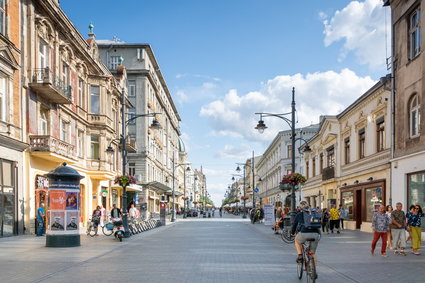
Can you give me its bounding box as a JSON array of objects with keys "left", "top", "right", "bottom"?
[
  {"left": 297, "top": 236, "right": 319, "bottom": 282},
  {"left": 86, "top": 217, "right": 98, "bottom": 237}
]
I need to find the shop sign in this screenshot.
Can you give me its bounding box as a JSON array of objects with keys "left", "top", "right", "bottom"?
[{"left": 36, "top": 175, "right": 49, "bottom": 189}]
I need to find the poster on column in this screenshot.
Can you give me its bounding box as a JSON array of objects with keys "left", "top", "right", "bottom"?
[
  {"left": 264, "top": 204, "right": 275, "bottom": 225},
  {"left": 66, "top": 211, "right": 79, "bottom": 230},
  {"left": 49, "top": 190, "right": 66, "bottom": 210},
  {"left": 50, "top": 211, "right": 65, "bottom": 231}
]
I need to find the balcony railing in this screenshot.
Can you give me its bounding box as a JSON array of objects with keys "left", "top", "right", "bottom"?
[
  {"left": 29, "top": 67, "right": 72, "bottom": 104},
  {"left": 322, "top": 166, "right": 335, "bottom": 181},
  {"left": 29, "top": 135, "right": 76, "bottom": 160},
  {"left": 88, "top": 114, "right": 113, "bottom": 128}
]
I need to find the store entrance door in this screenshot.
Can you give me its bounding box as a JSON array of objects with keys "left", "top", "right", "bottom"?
[
  {"left": 0, "top": 187, "right": 15, "bottom": 237},
  {"left": 355, "top": 190, "right": 362, "bottom": 229}
]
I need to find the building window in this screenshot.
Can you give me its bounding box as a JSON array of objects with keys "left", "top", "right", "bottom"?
[
  {"left": 306, "top": 161, "right": 309, "bottom": 179},
  {"left": 319, "top": 153, "right": 323, "bottom": 174},
  {"left": 410, "top": 9, "right": 421, "bottom": 59},
  {"left": 78, "top": 130, "right": 84, "bottom": 158},
  {"left": 408, "top": 172, "right": 425, "bottom": 209},
  {"left": 344, "top": 137, "right": 350, "bottom": 164},
  {"left": 39, "top": 109, "right": 49, "bottom": 135},
  {"left": 376, "top": 117, "right": 385, "bottom": 152},
  {"left": 287, "top": 145, "right": 292, "bottom": 159},
  {"left": 409, "top": 94, "right": 420, "bottom": 137},
  {"left": 62, "top": 63, "right": 69, "bottom": 85},
  {"left": 128, "top": 80, "right": 136, "bottom": 97},
  {"left": 38, "top": 39, "right": 49, "bottom": 70},
  {"left": 0, "top": 0, "right": 6, "bottom": 35},
  {"left": 90, "top": 86, "right": 100, "bottom": 114},
  {"left": 78, "top": 79, "right": 85, "bottom": 108},
  {"left": 359, "top": 129, "right": 366, "bottom": 159},
  {"left": 129, "top": 163, "right": 136, "bottom": 176},
  {"left": 110, "top": 56, "right": 120, "bottom": 69},
  {"left": 90, "top": 136, "right": 100, "bottom": 159},
  {"left": 327, "top": 146, "right": 335, "bottom": 168},
  {"left": 60, "top": 120, "right": 69, "bottom": 143},
  {"left": 0, "top": 76, "right": 7, "bottom": 122},
  {"left": 312, "top": 158, "right": 316, "bottom": 177}
]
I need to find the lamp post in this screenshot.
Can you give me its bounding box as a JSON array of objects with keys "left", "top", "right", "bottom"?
[
  {"left": 171, "top": 157, "right": 191, "bottom": 222},
  {"left": 232, "top": 164, "right": 247, "bottom": 218},
  {"left": 186, "top": 174, "right": 198, "bottom": 216},
  {"left": 255, "top": 87, "right": 310, "bottom": 223},
  {"left": 106, "top": 87, "right": 161, "bottom": 237}
]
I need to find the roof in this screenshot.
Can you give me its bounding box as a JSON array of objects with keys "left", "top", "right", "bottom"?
[{"left": 178, "top": 137, "right": 186, "bottom": 153}]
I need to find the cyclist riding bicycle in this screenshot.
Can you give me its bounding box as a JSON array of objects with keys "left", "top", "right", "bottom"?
[{"left": 291, "top": 201, "right": 321, "bottom": 264}]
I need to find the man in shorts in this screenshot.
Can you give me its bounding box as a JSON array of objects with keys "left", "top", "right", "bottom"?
[{"left": 291, "top": 201, "right": 321, "bottom": 264}]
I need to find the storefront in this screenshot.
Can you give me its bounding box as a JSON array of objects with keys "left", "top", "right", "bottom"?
[
  {"left": 340, "top": 180, "right": 385, "bottom": 231},
  {"left": 34, "top": 175, "right": 49, "bottom": 233},
  {"left": 407, "top": 171, "right": 425, "bottom": 208},
  {"left": 0, "top": 158, "right": 16, "bottom": 237}
]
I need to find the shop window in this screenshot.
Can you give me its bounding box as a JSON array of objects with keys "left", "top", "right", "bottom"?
[
  {"left": 365, "top": 187, "right": 383, "bottom": 222},
  {"left": 0, "top": 159, "right": 15, "bottom": 237},
  {"left": 344, "top": 137, "right": 350, "bottom": 164},
  {"left": 341, "top": 191, "right": 354, "bottom": 220},
  {"left": 408, "top": 172, "right": 425, "bottom": 209},
  {"left": 409, "top": 94, "right": 420, "bottom": 138},
  {"left": 376, "top": 117, "right": 385, "bottom": 152},
  {"left": 359, "top": 129, "right": 366, "bottom": 159}
]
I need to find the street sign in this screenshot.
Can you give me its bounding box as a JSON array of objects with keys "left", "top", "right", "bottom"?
[{"left": 254, "top": 188, "right": 259, "bottom": 193}]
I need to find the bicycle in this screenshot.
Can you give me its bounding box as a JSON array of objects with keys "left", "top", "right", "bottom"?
[
  {"left": 297, "top": 235, "right": 319, "bottom": 283},
  {"left": 281, "top": 226, "right": 295, "bottom": 244},
  {"left": 101, "top": 220, "right": 114, "bottom": 236},
  {"left": 86, "top": 217, "right": 98, "bottom": 237}
]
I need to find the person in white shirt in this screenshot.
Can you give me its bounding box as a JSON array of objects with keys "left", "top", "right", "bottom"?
[{"left": 129, "top": 203, "right": 140, "bottom": 219}]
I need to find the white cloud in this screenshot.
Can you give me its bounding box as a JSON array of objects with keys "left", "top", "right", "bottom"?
[
  {"left": 200, "top": 69, "right": 375, "bottom": 142},
  {"left": 202, "top": 82, "right": 216, "bottom": 89},
  {"left": 176, "top": 90, "right": 188, "bottom": 104},
  {"left": 215, "top": 144, "right": 253, "bottom": 159},
  {"left": 322, "top": 0, "right": 390, "bottom": 69}
]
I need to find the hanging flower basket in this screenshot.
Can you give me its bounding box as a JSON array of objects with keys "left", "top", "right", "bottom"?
[
  {"left": 114, "top": 175, "right": 137, "bottom": 188},
  {"left": 240, "top": 196, "right": 249, "bottom": 201},
  {"left": 280, "top": 173, "right": 306, "bottom": 191},
  {"left": 182, "top": 196, "right": 189, "bottom": 201}
]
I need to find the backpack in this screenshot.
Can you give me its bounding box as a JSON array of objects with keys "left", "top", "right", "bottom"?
[{"left": 302, "top": 210, "right": 322, "bottom": 230}]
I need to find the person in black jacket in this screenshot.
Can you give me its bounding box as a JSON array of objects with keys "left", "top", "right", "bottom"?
[{"left": 291, "top": 201, "right": 321, "bottom": 264}]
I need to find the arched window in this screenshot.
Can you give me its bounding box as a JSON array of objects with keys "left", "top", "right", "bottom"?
[{"left": 409, "top": 94, "right": 420, "bottom": 137}]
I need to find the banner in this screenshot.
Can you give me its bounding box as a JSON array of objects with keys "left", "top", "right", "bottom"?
[{"left": 264, "top": 204, "right": 275, "bottom": 226}]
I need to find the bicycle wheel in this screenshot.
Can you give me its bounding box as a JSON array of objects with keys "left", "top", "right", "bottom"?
[
  {"left": 296, "top": 259, "right": 303, "bottom": 279},
  {"left": 306, "top": 255, "right": 316, "bottom": 283},
  {"left": 102, "top": 225, "right": 113, "bottom": 236},
  {"left": 89, "top": 225, "right": 97, "bottom": 237},
  {"left": 281, "top": 229, "right": 295, "bottom": 244}
]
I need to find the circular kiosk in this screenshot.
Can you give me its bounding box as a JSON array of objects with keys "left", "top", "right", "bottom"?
[{"left": 46, "top": 163, "right": 84, "bottom": 247}]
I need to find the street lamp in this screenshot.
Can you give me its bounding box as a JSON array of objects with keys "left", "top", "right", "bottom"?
[
  {"left": 171, "top": 157, "right": 190, "bottom": 222},
  {"left": 255, "top": 87, "right": 302, "bottom": 223},
  {"left": 182, "top": 166, "right": 192, "bottom": 219},
  {"left": 106, "top": 87, "right": 161, "bottom": 237},
  {"left": 233, "top": 163, "right": 247, "bottom": 218}
]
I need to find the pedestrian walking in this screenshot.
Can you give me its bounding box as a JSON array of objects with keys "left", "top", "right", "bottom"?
[
  {"left": 321, "top": 208, "right": 330, "bottom": 234},
  {"left": 329, "top": 204, "right": 341, "bottom": 234},
  {"left": 385, "top": 205, "right": 393, "bottom": 250},
  {"left": 391, "top": 202, "right": 407, "bottom": 256},
  {"left": 406, "top": 204, "right": 424, "bottom": 255},
  {"left": 92, "top": 206, "right": 101, "bottom": 234},
  {"left": 129, "top": 203, "right": 140, "bottom": 219},
  {"left": 36, "top": 203, "right": 45, "bottom": 236},
  {"left": 406, "top": 205, "right": 415, "bottom": 243},
  {"left": 338, "top": 204, "right": 346, "bottom": 230},
  {"left": 371, "top": 205, "right": 391, "bottom": 257},
  {"left": 111, "top": 204, "right": 122, "bottom": 218}
]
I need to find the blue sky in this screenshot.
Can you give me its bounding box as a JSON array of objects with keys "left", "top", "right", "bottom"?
[{"left": 61, "top": 0, "right": 390, "bottom": 205}]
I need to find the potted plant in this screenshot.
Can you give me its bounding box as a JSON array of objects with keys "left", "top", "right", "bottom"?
[
  {"left": 280, "top": 173, "right": 306, "bottom": 191},
  {"left": 114, "top": 175, "right": 137, "bottom": 188}
]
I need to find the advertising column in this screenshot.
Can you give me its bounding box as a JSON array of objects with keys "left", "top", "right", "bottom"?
[{"left": 46, "top": 163, "right": 84, "bottom": 247}]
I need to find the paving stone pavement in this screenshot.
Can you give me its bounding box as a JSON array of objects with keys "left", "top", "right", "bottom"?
[{"left": 0, "top": 215, "right": 424, "bottom": 283}]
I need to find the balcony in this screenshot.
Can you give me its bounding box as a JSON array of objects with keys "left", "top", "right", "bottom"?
[
  {"left": 126, "top": 138, "right": 137, "bottom": 153},
  {"left": 88, "top": 114, "right": 113, "bottom": 128},
  {"left": 322, "top": 167, "right": 335, "bottom": 181},
  {"left": 29, "top": 68, "right": 72, "bottom": 104},
  {"left": 29, "top": 135, "right": 77, "bottom": 163}
]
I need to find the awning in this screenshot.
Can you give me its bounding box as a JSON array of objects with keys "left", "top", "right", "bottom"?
[
  {"left": 126, "top": 184, "right": 143, "bottom": 192},
  {"left": 142, "top": 181, "right": 172, "bottom": 195}
]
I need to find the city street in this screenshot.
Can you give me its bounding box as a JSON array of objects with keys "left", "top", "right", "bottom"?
[{"left": 1, "top": 215, "right": 424, "bottom": 283}]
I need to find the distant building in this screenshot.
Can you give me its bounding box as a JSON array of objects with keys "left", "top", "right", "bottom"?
[{"left": 98, "top": 42, "right": 182, "bottom": 217}]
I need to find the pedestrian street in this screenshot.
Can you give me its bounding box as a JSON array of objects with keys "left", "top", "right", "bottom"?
[{"left": 0, "top": 215, "right": 424, "bottom": 283}]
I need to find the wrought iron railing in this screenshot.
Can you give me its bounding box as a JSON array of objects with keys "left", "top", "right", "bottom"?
[
  {"left": 322, "top": 166, "right": 335, "bottom": 181},
  {"left": 31, "top": 67, "right": 72, "bottom": 100}
]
